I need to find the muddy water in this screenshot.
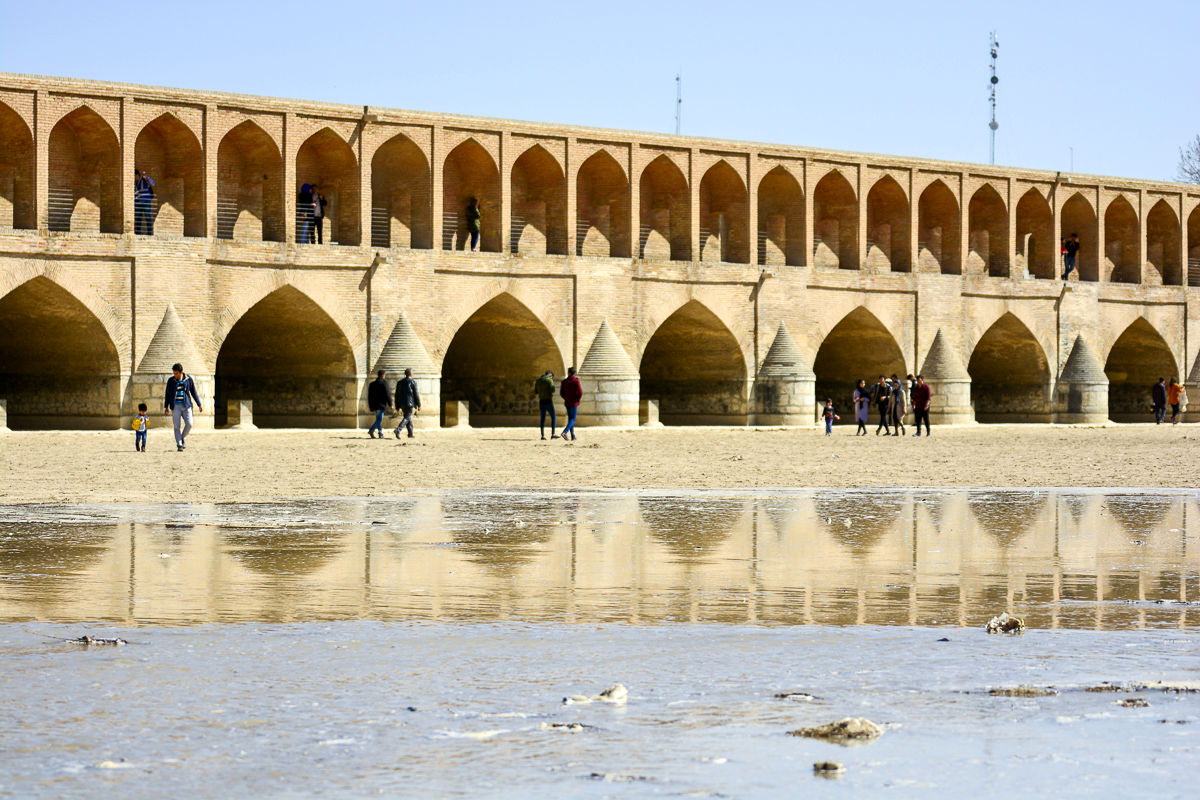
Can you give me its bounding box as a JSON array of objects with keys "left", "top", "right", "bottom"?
[{"left": 1, "top": 490, "right": 1198, "bottom": 798}]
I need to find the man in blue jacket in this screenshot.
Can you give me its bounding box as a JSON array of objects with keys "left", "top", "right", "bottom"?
[{"left": 164, "top": 362, "right": 203, "bottom": 451}]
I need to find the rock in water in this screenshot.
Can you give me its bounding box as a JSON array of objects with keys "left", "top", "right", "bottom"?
[
  {"left": 788, "top": 718, "right": 883, "bottom": 744},
  {"left": 563, "top": 684, "right": 628, "bottom": 705},
  {"left": 813, "top": 761, "right": 845, "bottom": 777},
  {"left": 70, "top": 636, "right": 129, "bottom": 647},
  {"left": 989, "top": 686, "right": 1058, "bottom": 697},
  {"left": 985, "top": 612, "right": 1026, "bottom": 634}
]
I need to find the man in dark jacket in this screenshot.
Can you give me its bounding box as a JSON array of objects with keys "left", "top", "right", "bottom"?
[
  {"left": 911, "top": 375, "right": 932, "bottom": 437},
  {"left": 534, "top": 370, "right": 558, "bottom": 440},
  {"left": 1152, "top": 377, "right": 1168, "bottom": 424},
  {"left": 367, "top": 369, "right": 392, "bottom": 438},
  {"left": 393, "top": 368, "right": 421, "bottom": 439},
  {"left": 870, "top": 375, "right": 892, "bottom": 435},
  {"left": 164, "top": 362, "right": 203, "bottom": 452},
  {"left": 559, "top": 366, "right": 583, "bottom": 442}
]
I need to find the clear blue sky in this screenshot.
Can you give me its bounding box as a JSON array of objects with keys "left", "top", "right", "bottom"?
[{"left": 3, "top": 0, "right": 1196, "bottom": 182}]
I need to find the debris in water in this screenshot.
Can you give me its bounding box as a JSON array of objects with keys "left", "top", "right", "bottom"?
[
  {"left": 564, "top": 684, "right": 628, "bottom": 705},
  {"left": 54, "top": 635, "right": 129, "bottom": 647},
  {"left": 989, "top": 686, "right": 1058, "bottom": 697},
  {"left": 774, "top": 691, "right": 819, "bottom": 702},
  {"left": 540, "top": 722, "right": 595, "bottom": 732},
  {"left": 787, "top": 717, "right": 882, "bottom": 744},
  {"left": 1085, "top": 684, "right": 1126, "bottom": 693},
  {"left": 985, "top": 612, "right": 1026, "bottom": 634},
  {"left": 813, "top": 761, "right": 845, "bottom": 777},
  {"left": 1116, "top": 698, "right": 1150, "bottom": 708}
]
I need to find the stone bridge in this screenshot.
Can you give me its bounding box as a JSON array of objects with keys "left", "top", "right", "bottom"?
[{"left": 2, "top": 72, "right": 1199, "bottom": 431}]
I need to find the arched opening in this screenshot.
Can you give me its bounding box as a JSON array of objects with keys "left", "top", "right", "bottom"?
[
  {"left": 640, "top": 301, "right": 747, "bottom": 424},
  {"left": 918, "top": 180, "right": 960, "bottom": 273},
  {"left": 967, "top": 313, "right": 1050, "bottom": 421},
  {"left": 215, "top": 286, "right": 357, "bottom": 428},
  {"left": 0, "top": 101, "right": 35, "bottom": 230},
  {"left": 698, "top": 160, "right": 749, "bottom": 264},
  {"left": 757, "top": 166, "right": 803, "bottom": 267},
  {"left": 370, "top": 132, "right": 431, "bottom": 250},
  {"left": 1145, "top": 199, "right": 1180, "bottom": 286},
  {"left": 443, "top": 139, "right": 500, "bottom": 252},
  {"left": 1104, "top": 318, "right": 1177, "bottom": 421},
  {"left": 866, "top": 175, "right": 910, "bottom": 272},
  {"left": 813, "top": 307, "right": 906, "bottom": 410},
  {"left": 217, "top": 120, "right": 284, "bottom": 242},
  {"left": 48, "top": 107, "right": 121, "bottom": 233},
  {"left": 441, "top": 294, "right": 564, "bottom": 426},
  {"left": 0, "top": 277, "right": 121, "bottom": 429},
  {"left": 1061, "top": 193, "right": 1098, "bottom": 281},
  {"left": 967, "top": 184, "right": 1009, "bottom": 276},
  {"left": 510, "top": 145, "right": 566, "bottom": 255},
  {"left": 1015, "top": 189, "right": 1053, "bottom": 279},
  {"left": 1105, "top": 196, "right": 1140, "bottom": 283},
  {"left": 639, "top": 155, "right": 690, "bottom": 261},
  {"left": 134, "top": 114, "right": 205, "bottom": 237},
  {"left": 296, "top": 128, "right": 360, "bottom": 246},
  {"left": 576, "top": 150, "right": 630, "bottom": 258},
  {"left": 1189, "top": 207, "right": 1200, "bottom": 286},
  {"left": 812, "top": 170, "right": 858, "bottom": 269}
]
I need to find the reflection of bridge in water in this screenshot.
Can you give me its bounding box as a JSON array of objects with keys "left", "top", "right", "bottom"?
[{"left": 1, "top": 491, "right": 1196, "bottom": 630}]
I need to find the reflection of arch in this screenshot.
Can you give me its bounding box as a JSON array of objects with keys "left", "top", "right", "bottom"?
[
  {"left": 639, "top": 496, "right": 742, "bottom": 560},
  {"left": 217, "top": 120, "right": 284, "bottom": 242},
  {"left": 812, "top": 170, "right": 858, "bottom": 269},
  {"left": 0, "top": 276, "right": 121, "bottom": 429},
  {"left": 1104, "top": 196, "right": 1140, "bottom": 283},
  {"left": 814, "top": 493, "right": 901, "bottom": 558},
  {"left": 48, "top": 106, "right": 122, "bottom": 233},
  {"left": 918, "top": 180, "right": 960, "bottom": 273},
  {"left": 440, "top": 293, "right": 564, "bottom": 426},
  {"left": 968, "top": 313, "right": 1050, "bottom": 422},
  {"left": 1145, "top": 200, "right": 1180, "bottom": 286},
  {"left": 1102, "top": 494, "right": 1176, "bottom": 539},
  {"left": 576, "top": 149, "right": 630, "bottom": 257},
  {"left": 0, "top": 101, "right": 35, "bottom": 230},
  {"left": 443, "top": 138, "right": 500, "bottom": 252},
  {"left": 639, "top": 154, "right": 690, "bottom": 260},
  {"left": 0, "top": 521, "right": 116, "bottom": 602},
  {"left": 511, "top": 144, "right": 566, "bottom": 255},
  {"left": 370, "top": 132, "right": 432, "bottom": 249},
  {"left": 1104, "top": 318, "right": 1176, "bottom": 421},
  {"left": 215, "top": 286, "right": 357, "bottom": 427},
  {"left": 698, "top": 160, "right": 749, "bottom": 264},
  {"left": 757, "top": 166, "right": 804, "bottom": 266},
  {"left": 967, "top": 184, "right": 1008, "bottom": 276},
  {"left": 640, "top": 301, "right": 747, "bottom": 424},
  {"left": 296, "top": 128, "right": 360, "bottom": 245},
  {"left": 1061, "top": 193, "right": 1098, "bottom": 281},
  {"left": 443, "top": 495, "right": 562, "bottom": 576},
  {"left": 1015, "top": 189, "right": 1054, "bottom": 279},
  {"left": 135, "top": 113, "right": 205, "bottom": 237},
  {"left": 866, "top": 175, "right": 910, "bottom": 272},
  {"left": 813, "top": 307, "right": 906, "bottom": 409},
  {"left": 968, "top": 491, "right": 1047, "bottom": 548},
  {"left": 1189, "top": 206, "right": 1200, "bottom": 287},
  {"left": 223, "top": 528, "right": 346, "bottom": 576}
]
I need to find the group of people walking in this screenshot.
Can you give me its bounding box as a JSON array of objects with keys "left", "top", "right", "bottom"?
[
  {"left": 366, "top": 368, "right": 422, "bottom": 438},
  {"left": 824, "top": 374, "right": 932, "bottom": 437},
  {"left": 1152, "top": 377, "right": 1189, "bottom": 425}
]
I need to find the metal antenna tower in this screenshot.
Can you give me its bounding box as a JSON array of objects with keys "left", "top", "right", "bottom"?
[
  {"left": 675, "top": 73, "right": 682, "bottom": 135},
  {"left": 988, "top": 32, "right": 999, "bottom": 164}
]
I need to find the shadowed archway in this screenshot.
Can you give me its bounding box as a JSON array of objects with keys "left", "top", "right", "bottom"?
[
  {"left": 0, "top": 101, "right": 35, "bottom": 230},
  {"left": 135, "top": 114, "right": 205, "bottom": 237},
  {"left": 1061, "top": 193, "right": 1098, "bottom": 281},
  {"left": 757, "top": 166, "right": 804, "bottom": 266},
  {"left": 371, "top": 132, "right": 432, "bottom": 249},
  {"left": 639, "top": 155, "right": 690, "bottom": 261},
  {"left": 511, "top": 145, "right": 566, "bottom": 255},
  {"left": 1145, "top": 199, "right": 1181, "bottom": 286},
  {"left": 698, "top": 160, "right": 749, "bottom": 263},
  {"left": 443, "top": 139, "right": 500, "bottom": 252},
  {"left": 640, "top": 301, "right": 747, "bottom": 424},
  {"left": 1105, "top": 196, "right": 1140, "bottom": 284},
  {"left": 813, "top": 307, "right": 906, "bottom": 411},
  {"left": 1104, "top": 318, "right": 1176, "bottom": 422},
  {"left": 576, "top": 150, "right": 630, "bottom": 257},
  {"left": 967, "top": 184, "right": 1008, "bottom": 276},
  {"left": 48, "top": 107, "right": 122, "bottom": 233},
  {"left": 918, "top": 180, "right": 960, "bottom": 273},
  {"left": 1015, "top": 189, "right": 1053, "bottom": 279},
  {"left": 968, "top": 313, "right": 1050, "bottom": 421},
  {"left": 866, "top": 176, "right": 910, "bottom": 272},
  {"left": 217, "top": 120, "right": 284, "bottom": 242},
  {"left": 813, "top": 170, "right": 857, "bottom": 269},
  {"left": 296, "top": 128, "right": 360, "bottom": 245}
]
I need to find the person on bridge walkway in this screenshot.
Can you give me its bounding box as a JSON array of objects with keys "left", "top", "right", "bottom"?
[
  {"left": 465, "top": 197, "right": 481, "bottom": 251},
  {"left": 367, "top": 369, "right": 392, "bottom": 438},
  {"left": 853, "top": 379, "right": 870, "bottom": 436},
  {"left": 164, "top": 362, "right": 202, "bottom": 452},
  {"left": 311, "top": 185, "right": 327, "bottom": 243},
  {"left": 1168, "top": 378, "right": 1185, "bottom": 424},
  {"left": 298, "top": 184, "right": 314, "bottom": 244},
  {"left": 134, "top": 169, "right": 155, "bottom": 235},
  {"left": 1152, "top": 377, "right": 1168, "bottom": 424},
  {"left": 534, "top": 370, "right": 558, "bottom": 440},
  {"left": 394, "top": 368, "right": 421, "bottom": 439},
  {"left": 911, "top": 375, "right": 931, "bottom": 437},
  {"left": 870, "top": 375, "right": 892, "bottom": 435},
  {"left": 559, "top": 367, "right": 583, "bottom": 442},
  {"left": 1061, "top": 233, "right": 1080, "bottom": 280}
]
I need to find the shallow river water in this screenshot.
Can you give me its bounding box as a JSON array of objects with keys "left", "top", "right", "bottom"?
[{"left": 1, "top": 489, "right": 1198, "bottom": 798}]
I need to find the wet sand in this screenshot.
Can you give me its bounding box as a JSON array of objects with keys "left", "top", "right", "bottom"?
[{"left": 3, "top": 423, "right": 1199, "bottom": 504}]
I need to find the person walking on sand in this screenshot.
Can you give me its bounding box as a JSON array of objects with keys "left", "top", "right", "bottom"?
[
  {"left": 1152, "top": 377, "right": 1168, "bottom": 424},
  {"left": 393, "top": 368, "right": 421, "bottom": 439},
  {"left": 534, "top": 370, "right": 558, "bottom": 440},
  {"left": 871, "top": 375, "right": 892, "bottom": 435},
  {"left": 890, "top": 373, "right": 907, "bottom": 436},
  {"left": 559, "top": 366, "right": 582, "bottom": 442},
  {"left": 465, "top": 197, "right": 482, "bottom": 252},
  {"left": 164, "top": 362, "right": 202, "bottom": 452},
  {"left": 853, "top": 379, "right": 870, "bottom": 436},
  {"left": 823, "top": 399, "right": 840, "bottom": 436},
  {"left": 911, "top": 374, "right": 932, "bottom": 437},
  {"left": 1167, "top": 377, "right": 1184, "bottom": 425},
  {"left": 367, "top": 369, "right": 392, "bottom": 438}
]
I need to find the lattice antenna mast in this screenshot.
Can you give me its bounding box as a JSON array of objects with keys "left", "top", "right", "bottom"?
[
  {"left": 675, "top": 73, "right": 682, "bottom": 135},
  {"left": 988, "top": 32, "right": 999, "bottom": 164}
]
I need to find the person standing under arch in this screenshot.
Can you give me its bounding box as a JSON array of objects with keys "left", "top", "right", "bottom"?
[
  {"left": 1152, "top": 377, "right": 1168, "bottom": 424},
  {"left": 853, "top": 379, "right": 870, "bottom": 436},
  {"left": 1167, "top": 377, "right": 1183, "bottom": 425},
  {"left": 1061, "top": 233, "right": 1080, "bottom": 279},
  {"left": 870, "top": 375, "right": 892, "bottom": 435}
]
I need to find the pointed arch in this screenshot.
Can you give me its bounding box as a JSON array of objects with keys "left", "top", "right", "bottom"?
[
  {"left": 967, "top": 183, "right": 1009, "bottom": 276},
  {"left": 443, "top": 138, "right": 500, "bottom": 252},
  {"left": 1145, "top": 199, "right": 1180, "bottom": 286},
  {"left": 217, "top": 119, "right": 284, "bottom": 242},
  {"left": 1061, "top": 193, "right": 1099, "bottom": 281},
  {"left": 812, "top": 169, "right": 858, "bottom": 269},
  {"left": 640, "top": 300, "right": 748, "bottom": 424},
  {"left": 698, "top": 160, "right": 749, "bottom": 264},
  {"left": 1104, "top": 318, "right": 1177, "bottom": 421},
  {"left": 639, "top": 154, "right": 690, "bottom": 260},
  {"left": 1189, "top": 205, "right": 1200, "bottom": 287},
  {"left": 1015, "top": 188, "right": 1054, "bottom": 279},
  {"left": 1105, "top": 195, "right": 1140, "bottom": 283},
  {"left": 813, "top": 307, "right": 906, "bottom": 408},
  {"left": 757, "top": 165, "right": 804, "bottom": 266},
  {"left": 968, "top": 312, "right": 1051, "bottom": 421},
  {"left": 215, "top": 285, "right": 357, "bottom": 427},
  {"left": 0, "top": 100, "right": 35, "bottom": 230},
  {"left": 135, "top": 113, "right": 205, "bottom": 237},
  {"left": 370, "top": 131, "right": 432, "bottom": 249},
  {"left": 0, "top": 276, "right": 121, "bottom": 429},
  {"left": 918, "top": 180, "right": 960, "bottom": 273},
  {"left": 296, "top": 127, "right": 360, "bottom": 245},
  {"left": 48, "top": 106, "right": 122, "bottom": 233},
  {"left": 576, "top": 149, "right": 630, "bottom": 257},
  {"left": 511, "top": 144, "right": 566, "bottom": 255},
  {"left": 866, "top": 175, "right": 910, "bottom": 272},
  {"left": 440, "top": 292, "right": 565, "bottom": 426}
]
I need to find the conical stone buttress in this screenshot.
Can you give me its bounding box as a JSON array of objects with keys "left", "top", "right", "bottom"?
[
  {"left": 755, "top": 322, "right": 816, "bottom": 425},
  {"left": 577, "top": 319, "right": 639, "bottom": 426},
  {"left": 920, "top": 328, "right": 973, "bottom": 424}
]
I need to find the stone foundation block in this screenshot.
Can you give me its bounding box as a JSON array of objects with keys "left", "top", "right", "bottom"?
[
  {"left": 226, "top": 399, "right": 257, "bottom": 430},
  {"left": 443, "top": 400, "right": 470, "bottom": 428}
]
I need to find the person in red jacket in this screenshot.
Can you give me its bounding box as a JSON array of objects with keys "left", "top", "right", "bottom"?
[{"left": 559, "top": 366, "right": 583, "bottom": 442}]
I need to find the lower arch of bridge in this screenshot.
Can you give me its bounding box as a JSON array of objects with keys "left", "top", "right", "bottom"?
[
  {"left": 0, "top": 277, "right": 121, "bottom": 429},
  {"left": 967, "top": 313, "right": 1050, "bottom": 422},
  {"left": 1104, "top": 318, "right": 1176, "bottom": 422},
  {"left": 440, "top": 294, "right": 564, "bottom": 427},
  {"left": 214, "top": 286, "right": 357, "bottom": 427},
  {"left": 813, "top": 308, "right": 906, "bottom": 416},
  {"left": 640, "top": 301, "right": 747, "bottom": 425}
]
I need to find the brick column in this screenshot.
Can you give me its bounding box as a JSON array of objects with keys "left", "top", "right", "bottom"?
[
  {"left": 499, "top": 131, "right": 512, "bottom": 253},
  {"left": 747, "top": 151, "right": 758, "bottom": 266},
  {"left": 856, "top": 163, "right": 868, "bottom": 271},
  {"left": 283, "top": 112, "right": 297, "bottom": 244},
  {"left": 1052, "top": 182, "right": 1062, "bottom": 279},
  {"left": 1178, "top": 192, "right": 1189, "bottom": 286},
  {"left": 628, "top": 146, "right": 640, "bottom": 259},
  {"left": 204, "top": 104, "right": 218, "bottom": 239},
  {"left": 958, "top": 173, "right": 970, "bottom": 275},
  {"left": 121, "top": 96, "right": 135, "bottom": 235},
  {"left": 1096, "top": 188, "right": 1106, "bottom": 283},
  {"left": 431, "top": 125, "right": 443, "bottom": 249},
  {"left": 1136, "top": 189, "right": 1147, "bottom": 285},
  {"left": 565, "top": 137, "right": 577, "bottom": 257},
  {"left": 909, "top": 171, "right": 920, "bottom": 273},
  {"left": 358, "top": 115, "right": 372, "bottom": 250},
  {"left": 1006, "top": 176, "right": 1017, "bottom": 277},
  {"left": 689, "top": 147, "right": 700, "bottom": 262},
  {"left": 34, "top": 89, "right": 48, "bottom": 232},
  {"left": 802, "top": 160, "right": 814, "bottom": 268}
]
